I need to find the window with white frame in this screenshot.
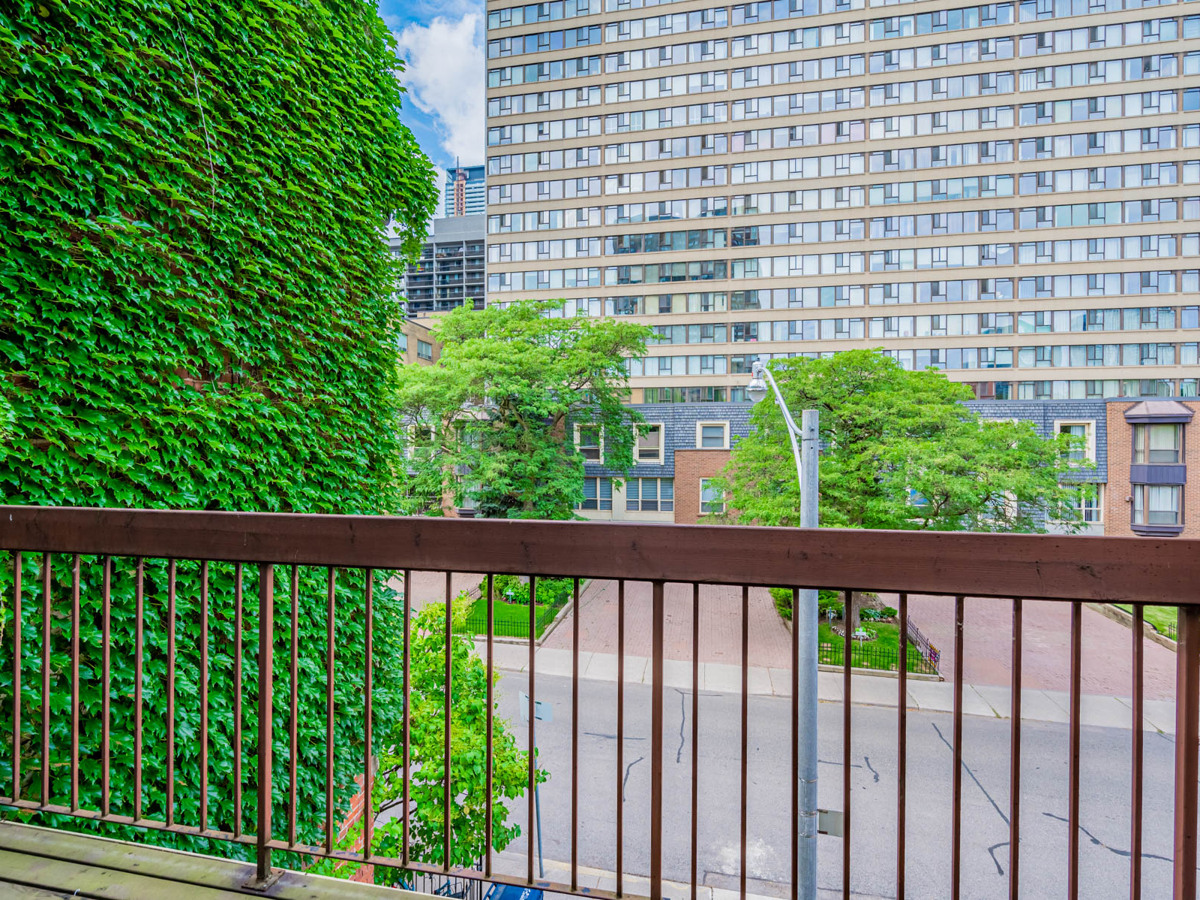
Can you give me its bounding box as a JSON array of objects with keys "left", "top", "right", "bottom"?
[
  {"left": 696, "top": 421, "right": 729, "bottom": 449},
  {"left": 579, "top": 477, "right": 613, "bottom": 510},
  {"left": 407, "top": 424, "right": 435, "bottom": 460},
  {"left": 1132, "top": 483, "right": 1180, "bottom": 526},
  {"left": 636, "top": 424, "right": 665, "bottom": 463},
  {"left": 1063, "top": 483, "right": 1103, "bottom": 523},
  {"left": 627, "top": 477, "right": 673, "bottom": 512},
  {"left": 1055, "top": 420, "right": 1094, "bottom": 463},
  {"left": 575, "top": 424, "right": 603, "bottom": 462},
  {"left": 699, "top": 478, "right": 724, "bottom": 514}
]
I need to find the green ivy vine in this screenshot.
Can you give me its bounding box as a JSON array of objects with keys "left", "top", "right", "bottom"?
[{"left": 0, "top": 0, "right": 437, "bottom": 862}]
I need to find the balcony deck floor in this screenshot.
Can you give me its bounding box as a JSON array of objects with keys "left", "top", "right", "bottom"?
[{"left": 0, "top": 821, "right": 427, "bottom": 899}]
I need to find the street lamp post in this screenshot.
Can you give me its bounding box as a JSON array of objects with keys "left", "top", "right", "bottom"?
[{"left": 747, "top": 359, "right": 820, "bottom": 898}]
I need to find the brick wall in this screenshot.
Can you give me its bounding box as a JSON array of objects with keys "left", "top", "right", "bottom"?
[
  {"left": 673, "top": 449, "right": 731, "bottom": 524},
  {"left": 1106, "top": 400, "right": 1200, "bottom": 538}
]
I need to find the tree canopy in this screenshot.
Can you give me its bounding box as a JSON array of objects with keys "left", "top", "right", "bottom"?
[
  {"left": 397, "top": 300, "right": 652, "bottom": 519},
  {"left": 714, "top": 350, "right": 1090, "bottom": 533},
  {"left": 316, "top": 597, "right": 542, "bottom": 882}
]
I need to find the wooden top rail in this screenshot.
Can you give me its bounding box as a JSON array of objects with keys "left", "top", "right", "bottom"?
[{"left": 2, "top": 505, "right": 1199, "bottom": 604}]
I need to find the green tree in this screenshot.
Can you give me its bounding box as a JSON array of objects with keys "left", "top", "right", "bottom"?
[
  {"left": 0, "top": 0, "right": 437, "bottom": 861},
  {"left": 315, "top": 598, "right": 541, "bottom": 883},
  {"left": 397, "top": 299, "right": 652, "bottom": 519},
  {"left": 714, "top": 351, "right": 1090, "bottom": 629}
]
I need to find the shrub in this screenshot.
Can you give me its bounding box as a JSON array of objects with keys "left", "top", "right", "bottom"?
[
  {"left": 771, "top": 587, "right": 843, "bottom": 621},
  {"left": 490, "top": 574, "right": 574, "bottom": 607}
]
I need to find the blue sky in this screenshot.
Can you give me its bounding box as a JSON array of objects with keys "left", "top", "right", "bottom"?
[{"left": 376, "top": 0, "right": 486, "bottom": 186}]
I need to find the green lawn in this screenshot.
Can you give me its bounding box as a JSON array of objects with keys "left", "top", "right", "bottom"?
[
  {"left": 818, "top": 620, "right": 937, "bottom": 674},
  {"left": 1116, "top": 604, "right": 1177, "bottom": 639},
  {"left": 463, "top": 596, "right": 562, "bottom": 640}
]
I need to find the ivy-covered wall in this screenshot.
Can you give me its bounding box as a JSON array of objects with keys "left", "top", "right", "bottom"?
[
  {"left": 0, "top": 0, "right": 436, "bottom": 512},
  {"left": 0, "top": 0, "right": 436, "bottom": 860}
]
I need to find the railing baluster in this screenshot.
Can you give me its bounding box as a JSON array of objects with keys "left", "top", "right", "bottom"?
[
  {"left": 69, "top": 554, "right": 79, "bottom": 811},
  {"left": 1010, "top": 598, "right": 1023, "bottom": 900},
  {"left": 1130, "top": 604, "right": 1143, "bottom": 900},
  {"left": 1068, "top": 599, "right": 1082, "bottom": 900},
  {"left": 617, "top": 578, "right": 625, "bottom": 898},
  {"left": 897, "top": 592, "right": 908, "bottom": 900},
  {"left": 1172, "top": 605, "right": 1200, "bottom": 900},
  {"left": 739, "top": 583, "right": 749, "bottom": 900},
  {"left": 444, "top": 570, "right": 453, "bottom": 871},
  {"left": 952, "top": 595, "right": 964, "bottom": 900},
  {"left": 200, "top": 561, "right": 209, "bottom": 833},
  {"left": 651, "top": 580, "right": 666, "bottom": 900},
  {"left": 527, "top": 574, "right": 538, "bottom": 884},
  {"left": 288, "top": 565, "right": 299, "bottom": 848},
  {"left": 11, "top": 551, "right": 21, "bottom": 804},
  {"left": 134, "top": 558, "right": 143, "bottom": 822},
  {"left": 254, "top": 563, "right": 275, "bottom": 885},
  {"left": 571, "top": 576, "right": 580, "bottom": 892},
  {"left": 842, "top": 589, "right": 852, "bottom": 900},
  {"left": 483, "top": 572, "right": 493, "bottom": 878},
  {"left": 41, "top": 552, "right": 50, "bottom": 808},
  {"left": 166, "top": 559, "right": 176, "bottom": 827},
  {"left": 233, "top": 563, "right": 243, "bottom": 838},
  {"left": 692, "top": 583, "right": 701, "bottom": 900},
  {"left": 325, "top": 567, "right": 336, "bottom": 857},
  {"left": 363, "top": 569, "right": 374, "bottom": 863}
]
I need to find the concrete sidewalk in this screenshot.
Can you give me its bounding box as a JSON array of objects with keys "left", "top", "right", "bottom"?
[
  {"left": 479, "top": 640, "right": 1178, "bottom": 735},
  {"left": 490, "top": 851, "right": 861, "bottom": 900}
]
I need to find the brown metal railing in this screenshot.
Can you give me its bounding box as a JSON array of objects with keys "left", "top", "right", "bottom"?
[{"left": 1, "top": 506, "right": 1199, "bottom": 899}]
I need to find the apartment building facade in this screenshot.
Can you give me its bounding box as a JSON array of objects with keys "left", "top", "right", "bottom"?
[
  {"left": 485, "top": 0, "right": 1200, "bottom": 405},
  {"left": 395, "top": 215, "right": 487, "bottom": 317}
]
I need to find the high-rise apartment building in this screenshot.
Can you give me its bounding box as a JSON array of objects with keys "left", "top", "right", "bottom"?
[
  {"left": 395, "top": 215, "right": 487, "bottom": 316},
  {"left": 485, "top": 0, "right": 1200, "bottom": 403},
  {"left": 444, "top": 164, "right": 487, "bottom": 217}
]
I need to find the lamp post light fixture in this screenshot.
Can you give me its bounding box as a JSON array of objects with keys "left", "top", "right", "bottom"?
[{"left": 747, "top": 358, "right": 820, "bottom": 898}]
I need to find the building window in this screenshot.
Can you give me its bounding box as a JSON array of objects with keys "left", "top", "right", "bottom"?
[
  {"left": 1055, "top": 421, "right": 1093, "bottom": 463},
  {"left": 627, "top": 477, "right": 673, "bottom": 512},
  {"left": 575, "top": 425, "right": 603, "bottom": 462},
  {"left": 637, "top": 424, "right": 664, "bottom": 463},
  {"left": 417, "top": 339, "right": 433, "bottom": 360},
  {"left": 579, "top": 476, "right": 612, "bottom": 510},
  {"left": 699, "top": 478, "right": 724, "bottom": 515},
  {"left": 696, "top": 421, "right": 729, "bottom": 449},
  {"left": 407, "top": 425, "right": 434, "bottom": 460},
  {"left": 1064, "top": 484, "right": 1103, "bottom": 523},
  {"left": 1132, "top": 423, "right": 1181, "bottom": 464},
  {"left": 398, "top": 332, "right": 409, "bottom": 354},
  {"left": 1132, "top": 484, "right": 1180, "bottom": 526}
]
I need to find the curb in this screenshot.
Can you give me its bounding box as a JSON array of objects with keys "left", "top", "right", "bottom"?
[{"left": 1088, "top": 602, "right": 1177, "bottom": 653}]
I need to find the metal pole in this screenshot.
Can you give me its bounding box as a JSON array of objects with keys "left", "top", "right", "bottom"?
[
  {"left": 797, "top": 408, "right": 820, "bottom": 899},
  {"left": 535, "top": 781, "right": 545, "bottom": 878},
  {"left": 756, "top": 362, "right": 820, "bottom": 899}
]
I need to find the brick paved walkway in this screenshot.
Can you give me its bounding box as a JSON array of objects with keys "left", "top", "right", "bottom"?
[
  {"left": 542, "top": 579, "right": 794, "bottom": 669},
  {"left": 906, "top": 593, "right": 1177, "bottom": 701}
]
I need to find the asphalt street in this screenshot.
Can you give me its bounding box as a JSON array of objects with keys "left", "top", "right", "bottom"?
[{"left": 488, "top": 670, "right": 1180, "bottom": 899}]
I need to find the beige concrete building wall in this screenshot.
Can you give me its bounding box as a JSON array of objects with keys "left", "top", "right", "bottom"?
[{"left": 486, "top": 0, "right": 1200, "bottom": 403}]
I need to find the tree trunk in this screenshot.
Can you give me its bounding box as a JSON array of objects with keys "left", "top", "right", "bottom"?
[{"left": 845, "top": 591, "right": 867, "bottom": 635}]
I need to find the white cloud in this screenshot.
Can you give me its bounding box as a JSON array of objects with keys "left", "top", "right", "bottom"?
[{"left": 393, "top": 14, "right": 484, "bottom": 166}]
